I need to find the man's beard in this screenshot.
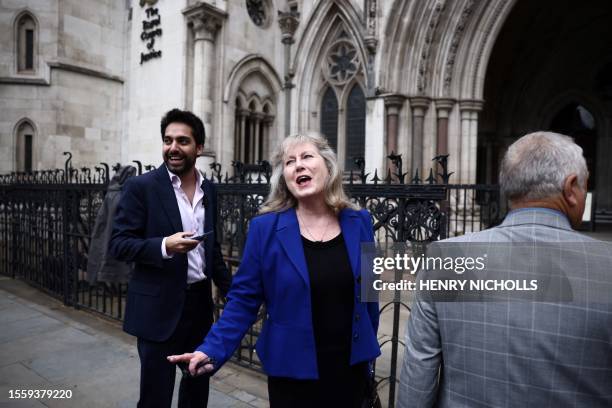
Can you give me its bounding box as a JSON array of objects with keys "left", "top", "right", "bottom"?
[{"left": 164, "top": 153, "right": 196, "bottom": 176}]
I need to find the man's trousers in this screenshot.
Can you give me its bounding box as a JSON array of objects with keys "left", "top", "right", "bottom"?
[{"left": 136, "top": 283, "right": 214, "bottom": 408}]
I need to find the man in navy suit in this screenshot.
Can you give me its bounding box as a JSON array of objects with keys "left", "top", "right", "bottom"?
[{"left": 109, "top": 108, "right": 231, "bottom": 408}]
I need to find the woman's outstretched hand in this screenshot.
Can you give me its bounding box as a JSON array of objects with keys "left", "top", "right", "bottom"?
[{"left": 167, "top": 351, "right": 214, "bottom": 376}]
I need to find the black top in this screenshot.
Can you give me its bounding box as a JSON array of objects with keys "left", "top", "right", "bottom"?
[
  {"left": 302, "top": 233, "right": 355, "bottom": 368},
  {"left": 267, "top": 234, "right": 367, "bottom": 407}
]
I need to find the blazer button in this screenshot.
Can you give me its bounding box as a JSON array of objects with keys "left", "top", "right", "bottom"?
[
  {"left": 355, "top": 314, "right": 360, "bottom": 322},
  {"left": 356, "top": 276, "right": 362, "bottom": 284},
  {"left": 353, "top": 332, "right": 359, "bottom": 341}
]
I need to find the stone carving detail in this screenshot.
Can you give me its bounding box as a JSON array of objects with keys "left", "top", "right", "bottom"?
[
  {"left": 191, "top": 14, "right": 223, "bottom": 41},
  {"left": 322, "top": 38, "right": 361, "bottom": 86},
  {"left": 443, "top": 0, "right": 475, "bottom": 95},
  {"left": 471, "top": 0, "right": 506, "bottom": 97},
  {"left": 417, "top": 1, "right": 445, "bottom": 94},
  {"left": 367, "top": 0, "right": 377, "bottom": 34},
  {"left": 183, "top": 2, "right": 227, "bottom": 42},
  {"left": 246, "top": 0, "right": 267, "bottom": 27},
  {"left": 364, "top": 0, "right": 378, "bottom": 53},
  {"left": 278, "top": 9, "right": 300, "bottom": 44}
]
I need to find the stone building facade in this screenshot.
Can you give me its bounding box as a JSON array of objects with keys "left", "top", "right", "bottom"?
[
  {"left": 0, "top": 0, "right": 127, "bottom": 171},
  {"left": 1, "top": 0, "right": 611, "bottom": 211}
]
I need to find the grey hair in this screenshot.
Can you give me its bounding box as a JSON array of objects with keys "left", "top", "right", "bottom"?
[
  {"left": 500, "top": 131, "right": 588, "bottom": 202},
  {"left": 259, "top": 131, "right": 358, "bottom": 214}
]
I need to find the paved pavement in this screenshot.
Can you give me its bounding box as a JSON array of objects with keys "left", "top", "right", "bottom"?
[
  {"left": 0, "top": 277, "right": 408, "bottom": 408},
  {"left": 0, "top": 277, "right": 269, "bottom": 408}
]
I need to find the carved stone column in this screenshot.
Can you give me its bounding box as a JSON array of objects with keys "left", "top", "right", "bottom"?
[
  {"left": 458, "top": 99, "right": 483, "bottom": 233},
  {"left": 278, "top": 10, "right": 300, "bottom": 136},
  {"left": 384, "top": 95, "right": 405, "bottom": 179},
  {"left": 236, "top": 109, "right": 248, "bottom": 162},
  {"left": 409, "top": 96, "right": 431, "bottom": 177},
  {"left": 364, "top": 0, "right": 378, "bottom": 52},
  {"left": 183, "top": 3, "right": 226, "bottom": 138},
  {"left": 364, "top": 0, "right": 378, "bottom": 98},
  {"left": 263, "top": 114, "right": 275, "bottom": 160},
  {"left": 459, "top": 100, "right": 483, "bottom": 184},
  {"left": 252, "top": 112, "right": 264, "bottom": 162},
  {"left": 435, "top": 98, "right": 455, "bottom": 157},
  {"left": 248, "top": 115, "right": 256, "bottom": 163}
]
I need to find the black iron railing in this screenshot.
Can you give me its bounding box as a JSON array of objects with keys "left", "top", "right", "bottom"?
[{"left": 0, "top": 152, "right": 503, "bottom": 408}]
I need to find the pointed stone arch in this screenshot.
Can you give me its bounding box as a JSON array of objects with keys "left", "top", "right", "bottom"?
[
  {"left": 13, "top": 9, "right": 40, "bottom": 74},
  {"left": 224, "top": 55, "right": 281, "bottom": 165},
  {"left": 13, "top": 118, "right": 38, "bottom": 172},
  {"left": 292, "top": 1, "right": 368, "bottom": 169},
  {"left": 379, "top": 0, "right": 444, "bottom": 96},
  {"left": 223, "top": 54, "right": 282, "bottom": 104},
  {"left": 293, "top": 1, "right": 367, "bottom": 132},
  {"left": 379, "top": 0, "right": 517, "bottom": 100},
  {"left": 448, "top": 0, "right": 517, "bottom": 100}
]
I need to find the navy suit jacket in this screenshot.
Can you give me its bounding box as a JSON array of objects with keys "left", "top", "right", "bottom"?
[
  {"left": 197, "top": 207, "right": 381, "bottom": 379},
  {"left": 109, "top": 165, "right": 231, "bottom": 342}
]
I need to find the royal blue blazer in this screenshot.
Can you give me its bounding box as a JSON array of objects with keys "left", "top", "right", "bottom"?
[{"left": 197, "top": 207, "right": 381, "bottom": 379}]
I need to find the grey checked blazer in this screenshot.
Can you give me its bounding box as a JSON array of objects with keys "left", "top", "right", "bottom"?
[{"left": 397, "top": 208, "right": 612, "bottom": 408}]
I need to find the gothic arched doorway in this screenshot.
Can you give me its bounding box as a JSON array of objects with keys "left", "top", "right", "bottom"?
[{"left": 479, "top": 0, "right": 612, "bottom": 215}]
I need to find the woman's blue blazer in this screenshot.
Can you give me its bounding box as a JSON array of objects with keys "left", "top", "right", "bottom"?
[{"left": 197, "top": 207, "right": 381, "bottom": 379}]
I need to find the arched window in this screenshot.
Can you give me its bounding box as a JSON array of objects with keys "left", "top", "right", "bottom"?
[
  {"left": 16, "top": 121, "right": 35, "bottom": 172},
  {"left": 320, "top": 87, "right": 339, "bottom": 152},
  {"left": 16, "top": 13, "right": 37, "bottom": 73},
  {"left": 228, "top": 59, "right": 281, "bottom": 169},
  {"left": 345, "top": 84, "right": 365, "bottom": 169},
  {"left": 234, "top": 96, "right": 274, "bottom": 165},
  {"left": 316, "top": 27, "right": 366, "bottom": 171}
]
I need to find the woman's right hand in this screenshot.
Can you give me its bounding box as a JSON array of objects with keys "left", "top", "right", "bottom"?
[{"left": 167, "top": 351, "right": 214, "bottom": 376}]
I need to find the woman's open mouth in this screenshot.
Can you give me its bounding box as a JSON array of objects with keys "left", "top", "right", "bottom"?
[{"left": 296, "top": 175, "right": 312, "bottom": 187}]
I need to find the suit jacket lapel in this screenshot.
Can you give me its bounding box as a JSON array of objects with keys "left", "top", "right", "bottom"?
[
  {"left": 277, "top": 208, "right": 310, "bottom": 287},
  {"left": 339, "top": 209, "right": 360, "bottom": 278},
  {"left": 154, "top": 165, "right": 183, "bottom": 233}
]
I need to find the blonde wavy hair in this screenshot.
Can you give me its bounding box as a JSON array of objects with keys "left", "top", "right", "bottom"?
[{"left": 259, "top": 131, "right": 359, "bottom": 214}]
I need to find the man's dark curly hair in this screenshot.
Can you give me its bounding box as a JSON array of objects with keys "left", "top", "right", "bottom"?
[{"left": 160, "top": 108, "right": 205, "bottom": 145}]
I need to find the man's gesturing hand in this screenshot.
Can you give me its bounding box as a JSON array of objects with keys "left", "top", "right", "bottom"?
[
  {"left": 165, "top": 231, "right": 200, "bottom": 254},
  {"left": 167, "top": 351, "right": 214, "bottom": 377}
]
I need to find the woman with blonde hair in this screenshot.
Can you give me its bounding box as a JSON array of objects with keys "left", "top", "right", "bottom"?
[{"left": 169, "top": 131, "right": 380, "bottom": 407}]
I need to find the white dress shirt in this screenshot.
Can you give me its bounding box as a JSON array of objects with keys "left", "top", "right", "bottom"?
[{"left": 160, "top": 167, "right": 206, "bottom": 283}]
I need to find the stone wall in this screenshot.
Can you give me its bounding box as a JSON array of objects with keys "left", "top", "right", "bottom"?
[{"left": 0, "top": 0, "right": 127, "bottom": 172}]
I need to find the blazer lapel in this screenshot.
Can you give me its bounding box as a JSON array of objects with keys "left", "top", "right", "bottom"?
[
  {"left": 339, "top": 209, "right": 361, "bottom": 278},
  {"left": 276, "top": 208, "right": 310, "bottom": 287},
  {"left": 153, "top": 165, "right": 183, "bottom": 233}
]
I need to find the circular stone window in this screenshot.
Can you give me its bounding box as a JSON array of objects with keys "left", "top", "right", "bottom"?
[
  {"left": 246, "top": 0, "right": 270, "bottom": 28},
  {"left": 322, "top": 39, "right": 361, "bottom": 86}
]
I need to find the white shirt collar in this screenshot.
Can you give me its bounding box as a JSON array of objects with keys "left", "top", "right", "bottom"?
[{"left": 165, "top": 165, "right": 202, "bottom": 189}]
